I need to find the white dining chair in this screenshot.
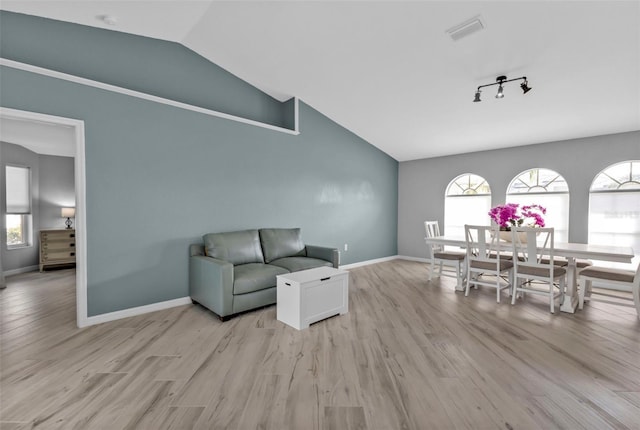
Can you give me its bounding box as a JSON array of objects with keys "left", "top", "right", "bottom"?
[
  {"left": 424, "top": 221, "right": 466, "bottom": 285},
  {"left": 510, "top": 227, "right": 566, "bottom": 313},
  {"left": 464, "top": 225, "right": 513, "bottom": 302},
  {"left": 578, "top": 263, "right": 640, "bottom": 319}
]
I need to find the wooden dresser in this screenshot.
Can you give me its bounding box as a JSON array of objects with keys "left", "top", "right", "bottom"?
[{"left": 39, "top": 229, "right": 76, "bottom": 272}]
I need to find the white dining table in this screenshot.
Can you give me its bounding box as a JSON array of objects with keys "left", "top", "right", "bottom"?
[{"left": 424, "top": 236, "right": 635, "bottom": 313}]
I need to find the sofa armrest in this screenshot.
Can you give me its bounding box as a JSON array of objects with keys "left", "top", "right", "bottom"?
[
  {"left": 189, "top": 256, "right": 234, "bottom": 317},
  {"left": 189, "top": 243, "right": 206, "bottom": 257},
  {"left": 306, "top": 245, "right": 340, "bottom": 268}
]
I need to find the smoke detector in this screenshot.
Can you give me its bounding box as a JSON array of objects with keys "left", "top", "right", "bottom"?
[
  {"left": 446, "top": 15, "right": 485, "bottom": 42},
  {"left": 97, "top": 14, "right": 118, "bottom": 26}
]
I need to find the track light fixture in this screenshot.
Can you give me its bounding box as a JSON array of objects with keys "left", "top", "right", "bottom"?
[{"left": 473, "top": 75, "right": 531, "bottom": 102}]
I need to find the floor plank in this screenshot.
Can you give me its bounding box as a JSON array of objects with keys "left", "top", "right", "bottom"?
[{"left": 1, "top": 262, "right": 639, "bottom": 429}]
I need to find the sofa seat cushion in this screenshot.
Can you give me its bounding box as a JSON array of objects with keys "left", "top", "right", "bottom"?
[
  {"left": 204, "top": 229, "right": 264, "bottom": 265},
  {"left": 233, "top": 263, "right": 289, "bottom": 295},
  {"left": 259, "top": 228, "right": 306, "bottom": 263},
  {"left": 269, "top": 257, "right": 333, "bottom": 272}
]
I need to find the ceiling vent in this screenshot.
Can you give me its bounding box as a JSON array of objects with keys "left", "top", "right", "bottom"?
[{"left": 446, "top": 16, "right": 485, "bottom": 42}]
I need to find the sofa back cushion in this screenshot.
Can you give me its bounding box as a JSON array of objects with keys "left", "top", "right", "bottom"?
[
  {"left": 203, "top": 229, "right": 264, "bottom": 265},
  {"left": 259, "top": 228, "right": 306, "bottom": 263}
]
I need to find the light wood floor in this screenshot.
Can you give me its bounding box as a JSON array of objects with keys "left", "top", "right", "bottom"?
[{"left": 1, "top": 261, "right": 639, "bottom": 430}]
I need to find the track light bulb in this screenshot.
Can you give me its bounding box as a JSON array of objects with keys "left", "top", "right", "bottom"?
[{"left": 473, "top": 75, "right": 531, "bottom": 103}]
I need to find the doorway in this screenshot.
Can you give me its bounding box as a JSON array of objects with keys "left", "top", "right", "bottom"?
[{"left": 0, "top": 107, "right": 87, "bottom": 327}]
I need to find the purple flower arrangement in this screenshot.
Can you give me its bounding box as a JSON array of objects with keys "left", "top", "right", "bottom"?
[{"left": 488, "top": 203, "right": 546, "bottom": 230}]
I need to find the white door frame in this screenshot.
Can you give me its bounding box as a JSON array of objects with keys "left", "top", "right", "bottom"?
[{"left": 0, "top": 107, "right": 88, "bottom": 327}]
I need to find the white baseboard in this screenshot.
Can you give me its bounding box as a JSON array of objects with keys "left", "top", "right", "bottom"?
[
  {"left": 80, "top": 296, "right": 192, "bottom": 328},
  {"left": 80, "top": 256, "right": 429, "bottom": 327},
  {"left": 4, "top": 265, "right": 39, "bottom": 277},
  {"left": 339, "top": 255, "right": 430, "bottom": 270},
  {"left": 397, "top": 255, "right": 429, "bottom": 263},
  {"left": 340, "top": 255, "right": 401, "bottom": 269}
]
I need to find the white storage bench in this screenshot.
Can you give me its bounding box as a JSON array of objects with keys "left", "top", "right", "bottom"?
[{"left": 276, "top": 266, "right": 349, "bottom": 330}]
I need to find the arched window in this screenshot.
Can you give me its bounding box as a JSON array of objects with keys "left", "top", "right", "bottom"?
[
  {"left": 445, "top": 173, "right": 491, "bottom": 238},
  {"left": 589, "top": 161, "right": 640, "bottom": 267},
  {"left": 507, "top": 168, "right": 570, "bottom": 241}
]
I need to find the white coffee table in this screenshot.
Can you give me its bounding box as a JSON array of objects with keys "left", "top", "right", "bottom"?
[{"left": 276, "top": 266, "right": 349, "bottom": 330}]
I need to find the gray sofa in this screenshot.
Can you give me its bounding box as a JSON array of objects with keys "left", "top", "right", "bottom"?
[{"left": 189, "top": 228, "right": 339, "bottom": 320}]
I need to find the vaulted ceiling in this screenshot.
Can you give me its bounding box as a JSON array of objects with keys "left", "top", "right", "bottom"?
[{"left": 1, "top": 1, "right": 639, "bottom": 161}]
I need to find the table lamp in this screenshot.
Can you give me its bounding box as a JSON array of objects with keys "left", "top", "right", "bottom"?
[{"left": 61, "top": 207, "right": 75, "bottom": 229}]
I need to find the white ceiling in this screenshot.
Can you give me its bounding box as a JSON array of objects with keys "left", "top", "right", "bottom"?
[
  {"left": 0, "top": 116, "right": 76, "bottom": 157},
  {"left": 1, "top": 1, "right": 639, "bottom": 161}
]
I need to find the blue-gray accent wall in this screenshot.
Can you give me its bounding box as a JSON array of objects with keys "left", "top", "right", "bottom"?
[
  {"left": 0, "top": 12, "right": 398, "bottom": 316},
  {"left": 0, "top": 11, "right": 289, "bottom": 128}
]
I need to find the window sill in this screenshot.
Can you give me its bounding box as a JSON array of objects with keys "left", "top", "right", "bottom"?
[{"left": 6, "top": 244, "right": 32, "bottom": 251}]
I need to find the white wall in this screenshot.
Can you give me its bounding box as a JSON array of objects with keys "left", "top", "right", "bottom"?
[{"left": 398, "top": 131, "right": 640, "bottom": 259}]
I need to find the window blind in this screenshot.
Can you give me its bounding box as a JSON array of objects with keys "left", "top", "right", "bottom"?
[
  {"left": 6, "top": 166, "right": 31, "bottom": 214},
  {"left": 445, "top": 194, "right": 492, "bottom": 238}
]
